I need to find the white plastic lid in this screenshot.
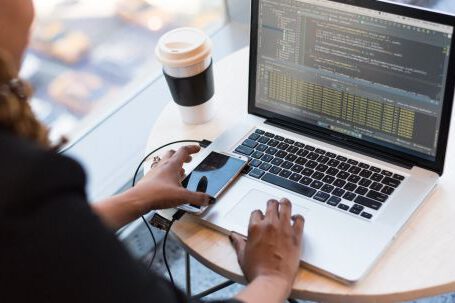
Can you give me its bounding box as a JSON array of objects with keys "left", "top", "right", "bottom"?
[{"left": 155, "top": 27, "right": 212, "bottom": 68}]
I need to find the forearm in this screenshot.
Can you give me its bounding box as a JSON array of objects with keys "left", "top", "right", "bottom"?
[
  {"left": 92, "top": 190, "right": 147, "bottom": 230},
  {"left": 235, "top": 276, "right": 292, "bottom": 303}
]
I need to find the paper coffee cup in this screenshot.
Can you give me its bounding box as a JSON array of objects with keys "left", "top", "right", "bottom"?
[{"left": 156, "top": 27, "right": 216, "bottom": 124}]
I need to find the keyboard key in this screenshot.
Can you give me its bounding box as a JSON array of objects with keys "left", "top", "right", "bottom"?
[
  {"left": 271, "top": 158, "right": 283, "bottom": 166},
  {"left": 242, "top": 139, "right": 258, "bottom": 148},
  {"left": 347, "top": 175, "right": 361, "bottom": 183},
  {"left": 251, "top": 151, "right": 264, "bottom": 159},
  {"left": 328, "top": 159, "right": 340, "bottom": 167},
  {"left": 297, "top": 149, "right": 309, "bottom": 157},
  {"left": 349, "top": 204, "right": 364, "bottom": 215},
  {"left": 344, "top": 182, "right": 357, "bottom": 192},
  {"left": 315, "top": 164, "right": 329, "bottom": 172},
  {"left": 317, "top": 156, "right": 330, "bottom": 164},
  {"left": 243, "top": 165, "right": 253, "bottom": 174},
  {"left": 321, "top": 184, "right": 334, "bottom": 193},
  {"left": 269, "top": 166, "right": 282, "bottom": 175},
  {"left": 370, "top": 182, "right": 383, "bottom": 191},
  {"left": 291, "top": 164, "right": 304, "bottom": 173},
  {"left": 284, "top": 138, "right": 295, "bottom": 144},
  {"left": 294, "top": 142, "right": 305, "bottom": 148},
  {"left": 257, "top": 144, "right": 268, "bottom": 152},
  {"left": 299, "top": 176, "right": 312, "bottom": 185},
  {"left": 295, "top": 157, "right": 307, "bottom": 165},
  {"left": 268, "top": 139, "right": 279, "bottom": 147},
  {"left": 358, "top": 162, "right": 370, "bottom": 169},
  {"left": 274, "top": 135, "right": 284, "bottom": 141},
  {"left": 265, "top": 147, "right": 278, "bottom": 155},
  {"left": 262, "top": 154, "right": 273, "bottom": 163},
  {"left": 255, "top": 129, "right": 265, "bottom": 135},
  {"left": 393, "top": 174, "right": 405, "bottom": 181},
  {"left": 336, "top": 156, "right": 347, "bottom": 162},
  {"left": 279, "top": 170, "right": 292, "bottom": 178},
  {"left": 302, "top": 168, "right": 314, "bottom": 176},
  {"left": 381, "top": 170, "right": 393, "bottom": 177},
  {"left": 314, "top": 191, "right": 330, "bottom": 202},
  {"left": 322, "top": 175, "right": 335, "bottom": 184},
  {"left": 249, "top": 159, "right": 262, "bottom": 167},
  {"left": 310, "top": 180, "right": 323, "bottom": 189},
  {"left": 307, "top": 152, "right": 319, "bottom": 160},
  {"left": 333, "top": 179, "right": 346, "bottom": 188},
  {"left": 315, "top": 148, "right": 326, "bottom": 154},
  {"left": 355, "top": 186, "right": 368, "bottom": 196},
  {"left": 382, "top": 177, "right": 401, "bottom": 188},
  {"left": 276, "top": 150, "right": 287, "bottom": 158},
  {"left": 348, "top": 166, "right": 361, "bottom": 174},
  {"left": 381, "top": 186, "right": 395, "bottom": 195},
  {"left": 259, "top": 163, "right": 272, "bottom": 171},
  {"left": 369, "top": 166, "right": 381, "bottom": 173},
  {"left": 287, "top": 146, "right": 299, "bottom": 154},
  {"left": 235, "top": 145, "right": 253, "bottom": 156},
  {"left": 366, "top": 190, "right": 388, "bottom": 203},
  {"left": 338, "top": 204, "right": 349, "bottom": 211},
  {"left": 337, "top": 171, "right": 350, "bottom": 180},
  {"left": 359, "top": 169, "right": 372, "bottom": 178},
  {"left": 262, "top": 173, "right": 316, "bottom": 198},
  {"left": 338, "top": 163, "right": 350, "bottom": 171},
  {"left": 305, "top": 161, "right": 317, "bottom": 169},
  {"left": 305, "top": 145, "right": 315, "bottom": 151},
  {"left": 290, "top": 173, "right": 302, "bottom": 182},
  {"left": 258, "top": 136, "right": 270, "bottom": 144},
  {"left": 371, "top": 173, "right": 383, "bottom": 182},
  {"left": 277, "top": 142, "right": 290, "bottom": 150},
  {"left": 249, "top": 169, "right": 264, "bottom": 179},
  {"left": 249, "top": 133, "right": 260, "bottom": 141},
  {"left": 326, "top": 167, "right": 339, "bottom": 176},
  {"left": 312, "top": 172, "right": 324, "bottom": 180},
  {"left": 326, "top": 152, "right": 337, "bottom": 158},
  {"left": 343, "top": 192, "right": 356, "bottom": 201},
  {"left": 281, "top": 161, "right": 293, "bottom": 170},
  {"left": 327, "top": 196, "right": 341, "bottom": 206},
  {"left": 264, "top": 132, "right": 274, "bottom": 138},
  {"left": 359, "top": 178, "right": 372, "bottom": 187},
  {"left": 285, "top": 154, "right": 297, "bottom": 162},
  {"left": 347, "top": 159, "right": 358, "bottom": 165},
  {"left": 354, "top": 196, "right": 382, "bottom": 210},
  {"left": 361, "top": 212, "right": 373, "bottom": 219},
  {"left": 332, "top": 188, "right": 345, "bottom": 197}
]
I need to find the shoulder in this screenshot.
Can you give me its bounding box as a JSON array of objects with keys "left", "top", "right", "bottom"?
[{"left": 0, "top": 130, "right": 86, "bottom": 214}]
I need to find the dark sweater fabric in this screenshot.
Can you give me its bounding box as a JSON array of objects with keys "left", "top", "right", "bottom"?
[{"left": 0, "top": 130, "right": 240, "bottom": 303}]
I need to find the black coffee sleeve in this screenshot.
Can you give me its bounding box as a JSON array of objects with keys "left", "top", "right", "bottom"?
[{"left": 164, "top": 61, "right": 215, "bottom": 107}]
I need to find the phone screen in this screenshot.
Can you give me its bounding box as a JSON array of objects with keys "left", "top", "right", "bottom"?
[{"left": 182, "top": 152, "right": 247, "bottom": 208}]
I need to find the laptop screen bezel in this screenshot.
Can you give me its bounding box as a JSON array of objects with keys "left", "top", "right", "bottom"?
[{"left": 248, "top": 0, "right": 455, "bottom": 175}]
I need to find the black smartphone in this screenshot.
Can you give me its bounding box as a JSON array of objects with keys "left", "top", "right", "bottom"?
[{"left": 179, "top": 151, "right": 248, "bottom": 214}]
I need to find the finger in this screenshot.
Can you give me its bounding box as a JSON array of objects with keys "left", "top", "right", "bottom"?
[
  {"left": 177, "top": 188, "right": 211, "bottom": 206},
  {"left": 229, "top": 232, "right": 246, "bottom": 266},
  {"left": 279, "top": 198, "right": 292, "bottom": 223},
  {"left": 180, "top": 168, "right": 186, "bottom": 178},
  {"left": 172, "top": 145, "right": 201, "bottom": 165},
  {"left": 248, "top": 209, "right": 264, "bottom": 228},
  {"left": 291, "top": 215, "right": 305, "bottom": 242},
  {"left": 161, "top": 149, "right": 176, "bottom": 161},
  {"left": 265, "top": 199, "right": 279, "bottom": 221}
]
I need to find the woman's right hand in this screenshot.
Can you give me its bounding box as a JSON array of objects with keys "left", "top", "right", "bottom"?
[{"left": 230, "top": 198, "right": 304, "bottom": 296}]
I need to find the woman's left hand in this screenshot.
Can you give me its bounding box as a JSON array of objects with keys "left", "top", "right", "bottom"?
[{"left": 127, "top": 145, "right": 212, "bottom": 211}]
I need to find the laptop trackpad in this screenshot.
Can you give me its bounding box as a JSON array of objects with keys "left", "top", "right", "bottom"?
[{"left": 224, "top": 189, "right": 310, "bottom": 236}]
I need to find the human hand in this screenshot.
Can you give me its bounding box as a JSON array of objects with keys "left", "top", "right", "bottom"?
[
  {"left": 126, "top": 145, "right": 212, "bottom": 212},
  {"left": 230, "top": 199, "right": 304, "bottom": 293}
]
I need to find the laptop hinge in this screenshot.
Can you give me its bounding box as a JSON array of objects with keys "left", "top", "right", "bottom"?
[{"left": 265, "top": 118, "right": 415, "bottom": 170}]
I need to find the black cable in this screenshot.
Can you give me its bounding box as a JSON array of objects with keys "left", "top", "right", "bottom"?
[{"left": 130, "top": 139, "right": 210, "bottom": 273}]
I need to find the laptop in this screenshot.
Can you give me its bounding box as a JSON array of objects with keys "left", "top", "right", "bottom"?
[{"left": 188, "top": 0, "right": 455, "bottom": 283}]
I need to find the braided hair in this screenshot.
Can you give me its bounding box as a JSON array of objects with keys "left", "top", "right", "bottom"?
[{"left": 0, "top": 49, "right": 51, "bottom": 148}]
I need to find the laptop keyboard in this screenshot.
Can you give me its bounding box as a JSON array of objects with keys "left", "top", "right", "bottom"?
[{"left": 234, "top": 129, "right": 406, "bottom": 220}]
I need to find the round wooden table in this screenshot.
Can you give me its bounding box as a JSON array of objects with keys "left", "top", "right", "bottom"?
[{"left": 146, "top": 47, "right": 455, "bottom": 303}]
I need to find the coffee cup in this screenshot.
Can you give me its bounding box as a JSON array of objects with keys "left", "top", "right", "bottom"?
[{"left": 155, "top": 27, "right": 216, "bottom": 124}]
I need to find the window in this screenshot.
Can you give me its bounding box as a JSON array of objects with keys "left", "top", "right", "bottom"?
[{"left": 21, "top": 0, "right": 226, "bottom": 142}]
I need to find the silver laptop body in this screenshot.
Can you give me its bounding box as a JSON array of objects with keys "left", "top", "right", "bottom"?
[{"left": 187, "top": 0, "right": 455, "bottom": 283}]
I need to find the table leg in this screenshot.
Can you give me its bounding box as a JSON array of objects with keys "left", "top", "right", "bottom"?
[{"left": 185, "top": 252, "right": 192, "bottom": 298}]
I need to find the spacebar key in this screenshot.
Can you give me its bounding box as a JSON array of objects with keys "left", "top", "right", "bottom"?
[{"left": 262, "top": 173, "right": 316, "bottom": 198}]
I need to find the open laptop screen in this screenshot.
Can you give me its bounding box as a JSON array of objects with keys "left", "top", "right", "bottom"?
[{"left": 253, "top": 0, "right": 454, "bottom": 164}]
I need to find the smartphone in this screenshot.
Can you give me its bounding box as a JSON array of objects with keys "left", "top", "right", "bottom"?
[{"left": 179, "top": 151, "right": 248, "bottom": 214}]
